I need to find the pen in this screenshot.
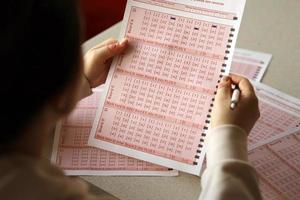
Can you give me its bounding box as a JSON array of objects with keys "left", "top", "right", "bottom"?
[{"left": 230, "top": 85, "right": 240, "bottom": 109}]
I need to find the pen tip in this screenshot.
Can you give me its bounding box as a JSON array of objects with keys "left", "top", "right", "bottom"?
[{"left": 230, "top": 103, "right": 235, "bottom": 109}]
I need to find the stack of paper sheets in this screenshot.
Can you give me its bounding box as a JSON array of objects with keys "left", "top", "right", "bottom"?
[
  {"left": 231, "top": 48, "right": 272, "bottom": 81},
  {"left": 52, "top": 87, "right": 178, "bottom": 176},
  {"left": 249, "top": 127, "right": 300, "bottom": 200},
  {"left": 50, "top": 0, "right": 300, "bottom": 198}
]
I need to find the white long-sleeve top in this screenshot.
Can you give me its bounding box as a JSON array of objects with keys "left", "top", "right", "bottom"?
[{"left": 199, "top": 125, "right": 262, "bottom": 200}]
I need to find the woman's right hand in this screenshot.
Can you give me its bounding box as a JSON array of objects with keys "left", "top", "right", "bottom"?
[{"left": 210, "top": 74, "right": 260, "bottom": 134}]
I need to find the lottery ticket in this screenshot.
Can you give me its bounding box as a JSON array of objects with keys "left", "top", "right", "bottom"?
[
  {"left": 249, "top": 83, "right": 300, "bottom": 148},
  {"left": 89, "top": 0, "right": 246, "bottom": 175},
  {"left": 249, "top": 127, "right": 300, "bottom": 200},
  {"left": 51, "top": 87, "right": 178, "bottom": 176}
]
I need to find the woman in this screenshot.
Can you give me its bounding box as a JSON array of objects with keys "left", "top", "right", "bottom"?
[{"left": 0, "top": 0, "right": 261, "bottom": 199}]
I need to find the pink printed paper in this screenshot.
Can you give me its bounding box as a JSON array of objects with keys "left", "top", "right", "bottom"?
[
  {"left": 230, "top": 48, "right": 272, "bottom": 81},
  {"left": 249, "top": 128, "right": 300, "bottom": 200},
  {"left": 89, "top": 0, "right": 246, "bottom": 175},
  {"left": 51, "top": 88, "right": 178, "bottom": 176},
  {"left": 249, "top": 83, "right": 300, "bottom": 148}
]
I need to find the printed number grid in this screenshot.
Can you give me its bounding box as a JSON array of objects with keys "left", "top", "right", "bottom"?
[
  {"left": 258, "top": 92, "right": 300, "bottom": 114},
  {"left": 120, "top": 41, "right": 223, "bottom": 89},
  {"left": 95, "top": 7, "right": 233, "bottom": 164},
  {"left": 249, "top": 132, "right": 300, "bottom": 200},
  {"left": 111, "top": 74, "right": 211, "bottom": 124},
  {"left": 56, "top": 92, "right": 169, "bottom": 171},
  {"left": 230, "top": 61, "right": 261, "bottom": 80},
  {"left": 248, "top": 99, "right": 300, "bottom": 146},
  {"left": 127, "top": 7, "right": 232, "bottom": 57},
  {"left": 134, "top": 0, "right": 237, "bottom": 20}
]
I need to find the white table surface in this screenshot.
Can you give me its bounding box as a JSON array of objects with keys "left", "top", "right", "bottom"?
[{"left": 80, "top": 1, "right": 300, "bottom": 199}]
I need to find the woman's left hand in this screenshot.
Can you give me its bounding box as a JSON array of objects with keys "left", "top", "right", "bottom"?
[{"left": 83, "top": 37, "right": 128, "bottom": 88}]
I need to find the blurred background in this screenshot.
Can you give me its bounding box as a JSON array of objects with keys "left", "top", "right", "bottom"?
[{"left": 81, "top": 0, "right": 127, "bottom": 40}]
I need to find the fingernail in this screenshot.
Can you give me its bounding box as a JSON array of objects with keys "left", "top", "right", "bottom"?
[
  {"left": 222, "top": 76, "right": 230, "bottom": 82},
  {"left": 120, "top": 38, "right": 128, "bottom": 46}
]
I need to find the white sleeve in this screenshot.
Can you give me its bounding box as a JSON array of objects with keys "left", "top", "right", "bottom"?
[{"left": 198, "top": 125, "right": 262, "bottom": 200}]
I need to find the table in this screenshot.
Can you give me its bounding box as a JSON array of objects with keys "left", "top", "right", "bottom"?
[{"left": 80, "top": 1, "right": 300, "bottom": 199}]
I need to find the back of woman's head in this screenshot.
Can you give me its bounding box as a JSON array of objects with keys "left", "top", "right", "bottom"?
[{"left": 0, "top": 0, "right": 81, "bottom": 146}]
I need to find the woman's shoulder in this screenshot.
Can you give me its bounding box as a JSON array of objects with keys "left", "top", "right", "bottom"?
[{"left": 0, "top": 154, "right": 98, "bottom": 200}]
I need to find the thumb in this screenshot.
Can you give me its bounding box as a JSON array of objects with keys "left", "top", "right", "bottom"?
[
  {"left": 96, "top": 38, "right": 128, "bottom": 61},
  {"left": 216, "top": 76, "right": 232, "bottom": 100}
]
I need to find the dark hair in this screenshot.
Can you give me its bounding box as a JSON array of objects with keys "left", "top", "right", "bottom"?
[{"left": 0, "top": 0, "right": 81, "bottom": 145}]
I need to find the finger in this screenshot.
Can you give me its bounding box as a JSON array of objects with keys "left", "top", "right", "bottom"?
[
  {"left": 229, "top": 74, "right": 255, "bottom": 97},
  {"left": 90, "top": 38, "right": 118, "bottom": 50},
  {"left": 94, "top": 38, "right": 129, "bottom": 61},
  {"left": 215, "top": 76, "right": 232, "bottom": 100}
]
